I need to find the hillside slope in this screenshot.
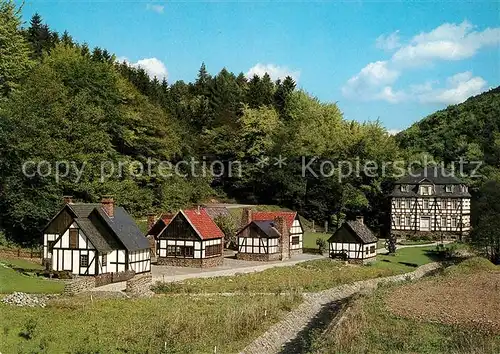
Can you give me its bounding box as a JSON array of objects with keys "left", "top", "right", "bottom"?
[{"left": 397, "top": 87, "right": 500, "bottom": 176}]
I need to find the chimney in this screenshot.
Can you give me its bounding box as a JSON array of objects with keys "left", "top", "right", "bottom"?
[
  {"left": 241, "top": 208, "right": 253, "bottom": 227},
  {"left": 274, "top": 216, "right": 290, "bottom": 261},
  {"left": 147, "top": 213, "right": 156, "bottom": 231},
  {"left": 101, "top": 196, "right": 114, "bottom": 218},
  {"left": 197, "top": 205, "right": 201, "bottom": 214},
  {"left": 63, "top": 196, "right": 73, "bottom": 205},
  {"left": 240, "top": 208, "right": 253, "bottom": 238},
  {"left": 356, "top": 216, "right": 364, "bottom": 224}
]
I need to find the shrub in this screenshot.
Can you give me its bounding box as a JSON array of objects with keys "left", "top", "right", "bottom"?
[{"left": 316, "top": 238, "right": 327, "bottom": 253}]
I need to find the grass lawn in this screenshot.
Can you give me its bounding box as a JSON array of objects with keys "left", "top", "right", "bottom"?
[
  {"left": 0, "top": 258, "right": 64, "bottom": 294},
  {"left": 153, "top": 246, "right": 439, "bottom": 294},
  {"left": 303, "top": 231, "right": 330, "bottom": 249},
  {"left": 0, "top": 293, "right": 301, "bottom": 353},
  {"left": 308, "top": 258, "right": 500, "bottom": 354}
]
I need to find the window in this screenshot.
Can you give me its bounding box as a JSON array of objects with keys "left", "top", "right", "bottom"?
[
  {"left": 291, "top": 236, "right": 300, "bottom": 245},
  {"left": 206, "top": 244, "right": 222, "bottom": 257},
  {"left": 401, "top": 185, "right": 409, "bottom": 192},
  {"left": 451, "top": 217, "right": 458, "bottom": 228},
  {"left": 370, "top": 246, "right": 376, "bottom": 254},
  {"left": 69, "top": 229, "right": 78, "bottom": 249},
  {"left": 406, "top": 216, "right": 411, "bottom": 227},
  {"left": 47, "top": 240, "right": 56, "bottom": 253},
  {"left": 452, "top": 199, "right": 460, "bottom": 209},
  {"left": 102, "top": 253, "right": 107, "bottom": 266},
  {"left": 420, "top": 185, "right": 432, "bottom": 195},
  {"left": 423, "top": 199, "right": 430, "bottom": 209},
  {"left": 446, "top": 185, "right": 454, "bottom": 193},
  {"left": 167, "top": 245, "right": 194, "bottom": 258},
  {"left": 80, "top": 254, "right": 89, "bottom": 267},
  {"left": 441, "top": 216, "right": 447, "bottom": 227},
  {"left": 396, "top": 199, "right": 402, "bottom": 208},
  {"left": 405, "top": 199, "right": 411, "bottom": 208}
]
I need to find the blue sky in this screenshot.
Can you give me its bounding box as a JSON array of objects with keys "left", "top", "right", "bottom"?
[{"left": 18, "top": 1, "right": 500, "bottom": 132}]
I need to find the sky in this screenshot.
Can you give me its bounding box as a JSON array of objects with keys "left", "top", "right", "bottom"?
[{"left": 17, "top": 0, "right": 500, "bottom": 133}]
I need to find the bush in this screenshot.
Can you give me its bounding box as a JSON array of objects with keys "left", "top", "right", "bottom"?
[{"left": 316, "top": 238, "right": 327, "bottom": 253}]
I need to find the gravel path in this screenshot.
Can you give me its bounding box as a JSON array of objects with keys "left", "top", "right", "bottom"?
[{"left": 240, "top": 262, "right": 442, "bottom": 354}]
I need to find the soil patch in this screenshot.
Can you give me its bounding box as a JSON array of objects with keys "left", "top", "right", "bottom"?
[{"left": 386, "top": 271, "right": 500, "bottom": 333}]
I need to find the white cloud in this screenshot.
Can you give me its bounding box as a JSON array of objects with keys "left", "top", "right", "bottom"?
[
  {"left": 342, "top": 21, "right": 498, "bottom": 103},
  {"left": 376, "top": 31, "right": 401, "bottom": 51},
  {"left": 146, "top": 3, "right": 165, "bottom": 14},
  {"left": 387, "top": 128, "right": 402, "bottom": 136},
  {"left": 392, "top": 21, "right": 500, "bottom": 64},
  {"left": 418, "top": 71, "right": 487, "bottom": 104},
  {"left": 119, "top": 57, "right": 168, "bottom": 80},
  {"left": 246, "top": 63, "right": 300, "bottom": 81},
  {"left": 374, "top": 86, "right": 406, "bottom": 104},
  {"left": 341, "top": 61, "right": 400, "bottom": 100}
]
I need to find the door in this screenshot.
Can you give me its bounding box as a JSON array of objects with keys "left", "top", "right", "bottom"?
[{"left": 420, "top": 217, "right": 430, "bottom": 231}]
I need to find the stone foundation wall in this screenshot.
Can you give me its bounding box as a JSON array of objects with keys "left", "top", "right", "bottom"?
[
  {"left": 290, "top": 249, "right": 303, "bottom": 256},
  {"left": 63, "top": 277, "right": 96, "bottom": 295},
  {"left": 94, "top": 270, "right": 135, "bottom": 287},
  {"left": 126, "top": 273, "right": 153, "bottom": 297},
  {"left": 157, "top": 255, "right": 223, "bottom": 268},
  {"left": 391, "top": 230, "right": 466, "bottom": 241},
  {"left": 236, "top": 252, "right": 282, "bottom": 262}
]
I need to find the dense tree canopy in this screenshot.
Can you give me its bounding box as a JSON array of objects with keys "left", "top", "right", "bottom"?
[{"left": 1, "top": 2, "right": 498, "bottom": 246}]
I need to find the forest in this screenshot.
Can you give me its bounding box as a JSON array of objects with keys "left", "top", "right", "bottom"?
[{"left": 0, "top": 1, "right": 499, "bottom": 253}]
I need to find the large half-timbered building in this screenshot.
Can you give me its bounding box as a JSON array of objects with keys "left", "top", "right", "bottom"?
[
  {"left": 155, "top": 208, "right": 225, "bottom": 268},
  {"left": 328, "top": 216, "right": 378, "bottom": 263},
  {"left": 390, "top": 167, "right": 471, "bottom": 240},
  {"left": 43, "top": 197, "right": 151, "bottom": 276}
]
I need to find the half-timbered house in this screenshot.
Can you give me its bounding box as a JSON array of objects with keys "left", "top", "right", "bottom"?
[
  {"left": 328, "top": 216, "right": 378, "bottom": 263},
  {"left": 238, "top": 209, "right": 304, "bottom": 260},
  {"left": 237, "top": 208, "right": 298, "bottom": 261},
  {"left": 390, "top": 167, "right": 471, "bottom": 240},
  {"left": 155, "top": 208, "right": 225, "bottom": 268},
  {"left": 43, "top": 196, "right": 151, "bottom": 276}
]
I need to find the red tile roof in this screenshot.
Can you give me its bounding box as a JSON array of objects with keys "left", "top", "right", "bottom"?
[
  {"left": 252, "top": 211, "right": 297, "bottom": 230},
  {"left": 161, "top": 213, "right": 174, "bottom": 226},
  {"left": 183, "top": 209, "right": 225, "bottom": 240}
]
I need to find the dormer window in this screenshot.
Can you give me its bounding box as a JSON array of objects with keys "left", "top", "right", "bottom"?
[
  {"left": 445, "top": 185, "right": 454, "bottom": 193},
  {"left": 400, "top": 185, "right": 409, "bottom": 192},
  {"left": 420, "top": 185, "right": 432, "bottom": 195}
]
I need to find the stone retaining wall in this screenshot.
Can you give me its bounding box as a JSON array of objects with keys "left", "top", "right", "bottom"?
[
  {"left": 126, "top": 273, "right": 153, "bottom": 297},
  {"left": 241, "top": 262, "right": 442, "bottom": 354},
  {"left": 236, "top": 253, "right": 282, "bottom": 262},
  {"left": 63, "top": 277, "right": 96, "bottom": 295},
  {"left": 157, "top": 255, "right": 224, "bottom": 268}
]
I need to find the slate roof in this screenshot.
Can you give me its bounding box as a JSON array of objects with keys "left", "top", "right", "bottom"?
[
  {"left": 252, "top": 220, "right": 281, "bottom": 238},
  {"left": 252, "top": 211, "right": 297, "bottom": 230},
  {"left": 53, "top": 203, "right": 149, "bottom": 252},
  {"left": 328, "top": 220, "right": 378, "bottom": 244},
  {"left": 96, "top": 207, "right": 150, "bottom": 251},
  {"left": 182, "top": 209, "right": 225, "bottom": 240},
  {"left": 203, "top": 206, "right": 232, "bottom": 220},
  {"left": 395, "top": 167, "right": 465, "bottom": 185}
]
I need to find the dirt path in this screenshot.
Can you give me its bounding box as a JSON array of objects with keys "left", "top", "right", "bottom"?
[{"left": 240, "top": 262, "right": 442, "bottom": 354}]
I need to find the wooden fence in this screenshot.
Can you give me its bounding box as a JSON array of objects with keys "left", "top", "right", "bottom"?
[{"left": 0, "top": 248, "right": 42, "bottom": 259}]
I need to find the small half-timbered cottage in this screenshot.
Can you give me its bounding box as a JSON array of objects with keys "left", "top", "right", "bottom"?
[
  {"left": 237, "top": 211, "right": 293, "bottom": 261},
  {"left": 328, "top": 216, "right": 378, "bottom": 263},
  {"left": 43, "top": 196, "right": 151, "bottom": 276},
  {"left": 239, "top": 209, "right": 304, "bottom": 258},
  {"left": 156, "top": 208, "right": 225, "bottom": 268},
  {"left": 390, "top": 167, "right": 471, "bottom": 240}
]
